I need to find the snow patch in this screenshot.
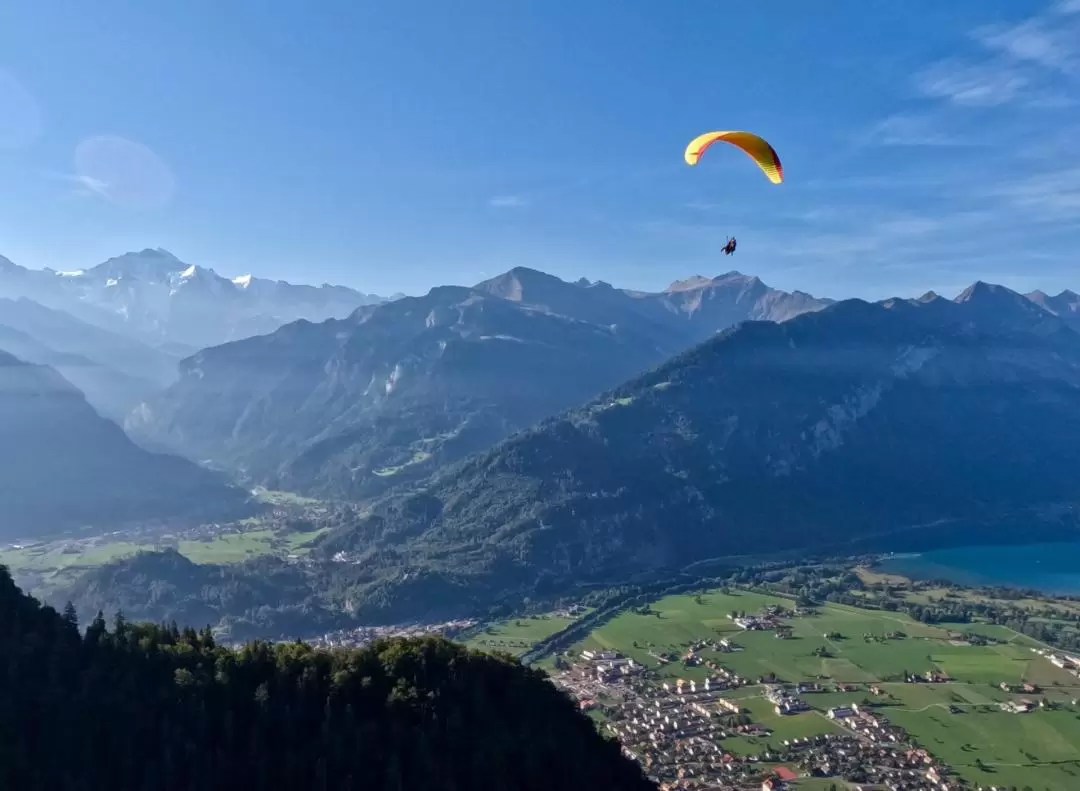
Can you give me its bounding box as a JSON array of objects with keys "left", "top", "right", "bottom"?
[
  {"left": 179, "top": 264, "right": 197, "bottom": 278},
  {"left": 385, "top": 363, "right": 403, "bottom": 395},
  {"left": 56, "top": 269, "right": 85, "bottom": 277},
  {"left": 232, "top": 273, "right": 253, "bottom": 288},
  {"left": 105, "top": 277, "right": 120, "bottom": 287}
]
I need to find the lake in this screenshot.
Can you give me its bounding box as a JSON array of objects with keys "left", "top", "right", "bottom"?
[{"left": 877, "top": 541, "right": 1080, "bottom": 595}]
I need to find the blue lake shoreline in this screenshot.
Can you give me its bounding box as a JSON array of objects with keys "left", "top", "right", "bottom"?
[{"left": 876, "top": 541, "right": 1080, "bottom": 596}]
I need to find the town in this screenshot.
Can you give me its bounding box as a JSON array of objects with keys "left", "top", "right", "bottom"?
[
  {"left": 542, "top": 591, "right": 1080, "bottom": 791},
  {"left": 309, "top": 618, "right": 479, "bottom": 649}
]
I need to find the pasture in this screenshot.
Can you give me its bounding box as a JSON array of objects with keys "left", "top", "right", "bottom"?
[{"left": 467, "top": 613, "right": 584, "bottom": 657}]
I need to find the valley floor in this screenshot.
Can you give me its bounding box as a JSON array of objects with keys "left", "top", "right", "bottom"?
[
  {"left": 0, "top": 488, "right": 328, "bottom": 597},
  {"left": 472, "top": 569, "right": 1080, "bottom": 790}
]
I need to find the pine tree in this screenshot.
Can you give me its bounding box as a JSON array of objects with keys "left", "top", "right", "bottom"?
[{"left": 61, "top": 601, "right": 79, "bottom": 630}]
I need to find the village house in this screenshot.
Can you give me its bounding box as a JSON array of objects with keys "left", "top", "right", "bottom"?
[{"left": 581, "top": 649, "right": 620, "bottom": 662}]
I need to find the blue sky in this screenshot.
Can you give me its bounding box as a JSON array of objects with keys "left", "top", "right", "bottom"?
[{"left": 1, "top": 0, "right": 1079, "bottom": 300}]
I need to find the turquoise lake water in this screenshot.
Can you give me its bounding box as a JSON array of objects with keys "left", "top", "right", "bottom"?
[{"left": 876, "top": 541, "right": 1080, "bottom": 595}]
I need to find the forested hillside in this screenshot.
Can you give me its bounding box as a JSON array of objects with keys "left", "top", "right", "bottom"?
[{"left": 0, "top": 565, "right": 654, "bottom": 791}]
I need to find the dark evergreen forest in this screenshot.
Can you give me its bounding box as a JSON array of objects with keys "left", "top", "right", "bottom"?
[{"left": 0, "top": 566, "right": 654, "bottom": 791}]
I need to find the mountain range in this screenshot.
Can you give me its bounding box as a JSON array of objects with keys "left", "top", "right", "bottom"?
[
  {"left": 127, "top": 267, "right": 831, "bottom": 499},
  {"left": 299, "top": 280, "right": 1080, "bottom": 622},
  {"left": 68, "top": 278, "right": 1080, "bottom": 631},
  {"left": 0, "top": 349, "right": 252, "bottom": 540},
  {"left": 0, "top": 248, "right": 389, "bottom": 355}
]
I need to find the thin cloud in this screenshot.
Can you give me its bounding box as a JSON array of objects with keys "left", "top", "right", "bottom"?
[
  {"left": 70, "top": 174, "right": 112, "bottom": 199},
  {"left": 864, "top": 114, "right": 968, "bottom": 147},
  {"left": 43, "top": 171, "right": 113, "bottom": 200},
  {"left": 909, "top": 5, "right": 1080, "bottom": 115},
  {"left": 488, "top": 195, "right": 529, "bottom": 209},
  {"left": 915, "top": 60, "right": 1028, "bottom": 107},
  {"left": 992, "top": 167, "right": 1080, "bottom": 219},
  {"left": 977, "top": 21, "right": 1077, "bottom": 74}
]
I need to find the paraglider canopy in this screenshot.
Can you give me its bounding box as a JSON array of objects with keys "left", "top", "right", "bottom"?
[{"left": 684, "top": 131, "right": 783, "bottom": 184}]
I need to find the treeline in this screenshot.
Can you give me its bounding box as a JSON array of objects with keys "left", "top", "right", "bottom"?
[{"left": 0, "top": 565, "right": 655, "bottom": 791}]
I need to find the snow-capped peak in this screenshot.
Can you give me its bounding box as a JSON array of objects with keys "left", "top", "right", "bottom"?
[{"left": 232, "top": 273, "right": 253, "bottom": 288}]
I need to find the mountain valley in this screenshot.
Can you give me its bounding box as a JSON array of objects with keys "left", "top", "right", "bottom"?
[
  {"left": 128, "top": 267, "right": 831, "bottom": 499},
  {"left": 54, "top": 279, "right": 1080, "bottom": 633}
]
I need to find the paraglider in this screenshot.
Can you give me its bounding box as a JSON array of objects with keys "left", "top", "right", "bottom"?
[
  {"left": 685, "top": 130, "right": 782, "bottom": 254},
  {"left": 683, "top": 130, "right": 784, "bottom": 184}
]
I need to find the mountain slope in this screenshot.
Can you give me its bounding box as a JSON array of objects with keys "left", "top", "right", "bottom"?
[
  {"left": 0, "top": 567, "right": 654, "bottom": 791},
  {"left": 130, "top": 268, "right": 830, "bottom": 498},
  {"left": 309, "top": 283, "right": 1080, "bottom": 621},
  {"left": 0, "top": 296, "right": 179, "bottom": 384},
  {"left": 0, "top": 322, "right": 158, "bottom": 421},
  {"left": 0, "top": 350, "right": 252, "bottom": 538},
  {"left": 1026, "top": 288, "right": 1080, "bottom": 333},
  {"left": 129, "top": 284, "right": 680, "bottom": 499},
  {"left": 0, "top": 249, "right": 388, "bottom": 352}
]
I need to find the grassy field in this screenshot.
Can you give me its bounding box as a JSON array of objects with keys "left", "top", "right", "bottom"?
[
  {"left": 0, "top": 541, "right": 145, "bottom": 571},
  {"left": 887, "top": 703, "right": 1080, "bottom": 788},
  {"left": 0, "top": 524, "right": 330, "bottom": 578},
  {"left": 251, "top": 488, "right": 322, "bottom": 506},
  {"left": 466, "top": 614, "right": 583, "bottom": 657},
  {"left": 566, "top": 585, "right": 1080, "bottom": 787}
]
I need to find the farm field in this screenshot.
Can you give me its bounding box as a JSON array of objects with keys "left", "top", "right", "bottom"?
[
  {"left": 565, "top": 585, "right": 1080, "bottom": 787},
  {"left": 465, "top": 613, "right": 584, "bottom": 657}
]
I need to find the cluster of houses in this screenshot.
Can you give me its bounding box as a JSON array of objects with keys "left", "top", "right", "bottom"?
[
  {"left": 651, "top": 730, "right": 961, "bottom": 791},
  {"left": 308, "top": 618, "right": 477, "bottom": 648},
  {"left": 762, "top": 684, "right": 808, "bottom": 716},
  {"left": 998, "top": 698, "right": 1040, "bottom": 714},
  {"left": 904, "top": 668, "right": 950, "bottom": 684},
  {"left": 577, "top": 650, "right": 647, "bottom": 683},
  {"left": 727, "top": 605, "right": 793, "bottom": 633},
  {"left": 601, "top": 686, "right": 777, "bottom": 788},
  {"left": 1041, "top": 648, "right": 1080, "bottom": 678},
  {"left": 816, "top": 709, "right": 963, "bottom": 789}
]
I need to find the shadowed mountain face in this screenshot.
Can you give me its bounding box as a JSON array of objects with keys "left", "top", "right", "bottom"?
[
  {"left": 128, "top": 268, "right": 830, "bottom": 498},
  {"left": 0, "top": 320, "right": 160, "bottom": 422},
  {"left": 294, "top": 282, "right": 1080, "bottom": 622},
  {"left": 0, "top": 350, "right": 253, "bottom": 539}
]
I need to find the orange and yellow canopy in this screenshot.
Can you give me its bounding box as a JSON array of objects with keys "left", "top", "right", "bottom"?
[{"left": 684, "top": 131, "right": 783, "bottom": 184}]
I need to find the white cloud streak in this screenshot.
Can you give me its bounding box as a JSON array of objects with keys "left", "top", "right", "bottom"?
[
  {"left": 488, "top": 194, "right": 528, "bottom": 209},
  {"left": 865, "top": 114, "right": 968, "bottom": 147},
  {"left": 915, "top": 60, "right": 1028, "bottom": 107},
  {"left": 976, "top": 17, "right": 1078, "bottom": 74}
]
